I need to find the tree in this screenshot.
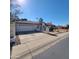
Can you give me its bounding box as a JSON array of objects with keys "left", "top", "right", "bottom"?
[
  {"left": 39, "top": 18, "right": 43, "bottom": 23},
  {"left": 10, "top": 0, "right": 22, "bottom": 22},
  {"left": 38, "top": 18, "right": 44, "bottom": 31},
  {"left": 66, "top": 24, "right": 69, "bottom": 29},
  {"left": 21, "top": 18, "right": 27, "bottom": 21},
  {"left": 49, "top": 25, "right": 56, "bottom": 31}
]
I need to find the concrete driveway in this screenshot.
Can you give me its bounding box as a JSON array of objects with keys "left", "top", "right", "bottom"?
[{"left": 11, "top": 32, "right": 69, "bottom": 59}]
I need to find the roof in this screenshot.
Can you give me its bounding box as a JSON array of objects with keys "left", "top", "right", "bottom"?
[
  {"left": 16, "top": 20, "right": 53, "bottom": 26},
  {"left": 45, "top": 23, "right": 53, "bottom": 26}
]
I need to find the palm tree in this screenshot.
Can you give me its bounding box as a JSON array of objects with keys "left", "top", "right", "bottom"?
[{"left": 39, "top": 18, "right": 43, "bottom": 31}]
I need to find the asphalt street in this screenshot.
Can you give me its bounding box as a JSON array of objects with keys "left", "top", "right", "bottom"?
[{"left": 32, "top": 36, "right": 69, "bottom": 59}]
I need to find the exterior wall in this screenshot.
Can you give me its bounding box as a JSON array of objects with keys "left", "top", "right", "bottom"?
[
  {"left": 16, "top": 23, "right": 40, "bottom": 33},
  {"left": 10, "top": 22, "right": 15, "bottom": 37},
  {"left": 10, "top": 22, "right": 16, "bottom": 43},
  {"left": 46, "top": 27, "right": 49, "bottom": 32}
]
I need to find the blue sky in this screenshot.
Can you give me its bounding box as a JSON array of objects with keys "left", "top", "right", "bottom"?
[{"left": 19, "top": 0, "right": 69, "bottom": 25}]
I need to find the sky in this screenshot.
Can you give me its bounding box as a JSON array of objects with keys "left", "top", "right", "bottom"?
[{"left": 18, "top": 0, "right": 69, "bottom": 25}]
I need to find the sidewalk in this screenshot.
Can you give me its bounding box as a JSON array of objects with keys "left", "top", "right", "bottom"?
[{"left": 11, "top": 32, "right": 68, "bottom": 59}]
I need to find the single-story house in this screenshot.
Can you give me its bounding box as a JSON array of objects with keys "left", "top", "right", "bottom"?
[{"left": 15, "top": 20, "right": 53, "bottom": 34}]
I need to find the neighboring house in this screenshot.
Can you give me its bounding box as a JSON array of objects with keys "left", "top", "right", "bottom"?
[
  {"left": 53, "top": 26, "right": 68, "bottom": 32},
  {"left": 15, "top": 20, "right": 53, "bottom": 34}
]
